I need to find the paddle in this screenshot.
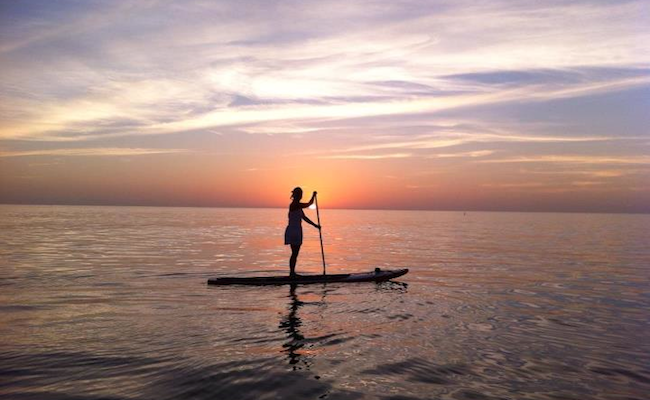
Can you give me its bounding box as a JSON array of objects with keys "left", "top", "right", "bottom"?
[{"left": 315, "top": 192, "right": 326, "bottom": 275}]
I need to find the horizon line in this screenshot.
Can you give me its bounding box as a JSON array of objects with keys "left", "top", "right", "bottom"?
[{"left": 1, "top": 202, "right": 648, "bottom": 216}]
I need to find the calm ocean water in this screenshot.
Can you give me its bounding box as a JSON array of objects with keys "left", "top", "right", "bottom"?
[{"left": 1, "top": 205, "right": 648, "bottom": 400}]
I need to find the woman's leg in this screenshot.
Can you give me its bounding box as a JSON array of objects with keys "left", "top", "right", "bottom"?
[{"left": 290, "top": 244, "right": 301, "bottom": 276}]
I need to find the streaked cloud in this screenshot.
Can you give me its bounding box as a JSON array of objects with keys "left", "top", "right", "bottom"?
[
  {"left": 481, "top": 182, "right": 549, "bottom": 189},
  {"left": 479, "top": 155, "right": 650, "bottom": 165},
  {"left": 518, "top": 168, "right": 640, "bottom": 178},
  {"left": 480, "top": 181, "right": 611, "bottom": 194},
  {"left": 325, "top": 129, "right": 628, "bottom": 157},
  {"left": 1, "top": 0, "right": 649, "bottom": 142},
  {"left": 432, "top": 150, "right": 495, "bottom": 158},
  {"left": 0, "top": 148, "right": 190, "bottom": 158},
  {"left": 320, "top": 153, "right": 412, "bottom": 160}
]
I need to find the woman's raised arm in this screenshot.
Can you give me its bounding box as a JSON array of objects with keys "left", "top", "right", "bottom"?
[{"left": 299, "top": 191, "right": 317, "bottom": 208}]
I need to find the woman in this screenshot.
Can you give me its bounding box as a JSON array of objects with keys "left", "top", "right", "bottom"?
[{"left": 284, "top": 187, "right": 320, "bottom": 277}]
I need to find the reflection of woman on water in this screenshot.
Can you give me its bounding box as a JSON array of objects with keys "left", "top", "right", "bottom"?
[
  {"left": 279, "top": 284, "right": 305, "bottom": 368},
  {"left": 284, "top": 187, "right": 320, "bottom": 277}
]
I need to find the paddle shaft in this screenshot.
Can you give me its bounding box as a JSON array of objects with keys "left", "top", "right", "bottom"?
[{"left": 315, "top": 193, "right": 326, "bottom": 275}]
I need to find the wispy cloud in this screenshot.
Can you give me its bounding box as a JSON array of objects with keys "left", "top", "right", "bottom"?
[
  {"left": 479, "top": 155, "right": 650, "bottom": 165},
  {"left": 328, "top": 130, "right": 623, "bottom": 155},
  {"left": 320, "top": 149, "right": 496, "bottom": 160},
  {"left": 481, "top": 182, "right": 548, "bottom": 189},
  {"left": 0, "top": 148, "right": 190, "bottom": 158},
  {"left": 480, "top": 181, "right": 612, "bottom": 194},
  {"left": 1, "top": 0, "right": 649, "bottom": 142},
  {"left": 432, "top": 150, "right": 495, "bottom": 158},
  {"left": 517, "top": 168, "right": 642, "bottom": 178},
  {"left": 320, "top": 153, "right": 412, "bottom": 160}
]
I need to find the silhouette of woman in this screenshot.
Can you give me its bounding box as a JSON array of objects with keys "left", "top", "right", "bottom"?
[{"left": 284, "top": 187, "right": 320, "bottom": 277}]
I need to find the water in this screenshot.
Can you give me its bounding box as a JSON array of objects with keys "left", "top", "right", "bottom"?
[{"left": 1, "top": 205, "right": 649, "bottom": 400}]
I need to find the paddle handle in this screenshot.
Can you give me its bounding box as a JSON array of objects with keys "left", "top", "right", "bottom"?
[{"left": 315, "top": 193, "right": 326, "bottom": 275}]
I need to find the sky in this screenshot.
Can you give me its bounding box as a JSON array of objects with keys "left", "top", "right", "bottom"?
[{"left": 0, "top": 0, "right": 649, "bottom": 212}]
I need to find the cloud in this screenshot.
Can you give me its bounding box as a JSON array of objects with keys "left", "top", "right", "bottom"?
[
  {"left": 3, "top": 70, "right": 647, "bottom": 142},
  {"left": 0, "top": 148, "right": 191, "bottom": 157},
  {"left": 443, "top": 67, "right": 650, "bottom": 87},
  {"left": 479, "top": 181, "right": 610, "bottom": 194},
  {"left": 478, "top": 155, "right": 650, "bottom": 165},
  {"left": 320, "top": 153, "right": 412, "bottom": 160},
  {"left": 431, "top": 150, "right": 495, "bottom": 158},
  {"left": 329, "top": 130, "right": 621, "bottom": 155},
  {"left": 517, "top": 168, "right": 641, "bottom": 179},
  {"left": 481, "top": 182, "right": 548, "bottom": 189},
  {"left": 1, "top": 0, "right": 649, "bottom": 143}
]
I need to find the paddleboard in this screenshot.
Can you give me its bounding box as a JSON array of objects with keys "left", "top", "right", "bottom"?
[{"left": 207, "top": 268, "right": 408, "bottom": 286}]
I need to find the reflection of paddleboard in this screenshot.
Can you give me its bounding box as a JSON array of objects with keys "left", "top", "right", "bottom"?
[{"left": 208, "top": 268, "right": 408, "bottom": 286}]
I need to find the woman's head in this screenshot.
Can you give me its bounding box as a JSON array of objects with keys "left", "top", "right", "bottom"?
[{"left": 291, "top": 187, "right": 303, "bottom": 201}]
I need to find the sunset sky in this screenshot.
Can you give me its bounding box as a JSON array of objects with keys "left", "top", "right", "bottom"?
[{"left": 1, "top": 0, "right": 649, "bottom": 212}]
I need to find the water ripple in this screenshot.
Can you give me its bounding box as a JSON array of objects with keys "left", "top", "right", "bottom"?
[{"left": 0, "top": 205, "right": 648, "bottom": 399}]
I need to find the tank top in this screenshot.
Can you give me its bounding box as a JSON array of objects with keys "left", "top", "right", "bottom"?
[{"left": 287, "top": 209, "right": 303, "bottom": 227}]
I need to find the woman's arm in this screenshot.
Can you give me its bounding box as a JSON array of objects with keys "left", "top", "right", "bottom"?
[
  {"left": 299, "top": 191, "right": 317, "bottom": 209},
  {"left": 302, "top": 214, "right": 320, "bottom": 229}
]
